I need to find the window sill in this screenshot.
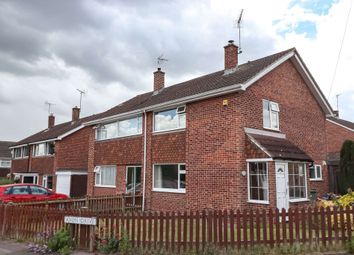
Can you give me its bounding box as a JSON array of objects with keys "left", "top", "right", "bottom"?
[
  {"left": 13, "top": 157, "right": 29, "bottom": 160},
  {"left": 289, "top": 198, "right": 309, "bottom": 203},
  {"left": 309, "top": 178, "right": 323, "bottom": 182},
  {"left": 153, "top": 128, "right": 186, "bottom": 135},
  {"left": 263, "top": 127, "right": 280, "bottom": 132},
  {"left": 95, "top": 185, "right": 116, "bottom": 189},
  {"left": 153, "top": 188, "right": 186, "bottom": 194},
  {"left": 95, "top": 133, "right": 142, "bottom": 142},
  {"left": 32, "top": 155, "right": 55, "bottom": 158},
  {"left": 248, "top": 200, "right": 270, "bottom": 205}
]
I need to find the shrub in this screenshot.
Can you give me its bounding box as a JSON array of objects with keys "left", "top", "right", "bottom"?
[
  {"left": 338, "top": 140, "right": 354, "bottom": 195},
  {"left": 0, "top": 178, "right": 14, "bottom": 186},
  {"left": 97, "top": 236, "right": 119, "bottom": 254},
  {"left": 47, "top": 228, "right": 74, "bottom": 255},
  {"left": 119, "top": 230, "right": 132, "bottom": 254}
]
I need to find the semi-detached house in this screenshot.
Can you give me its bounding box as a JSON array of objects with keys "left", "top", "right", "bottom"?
[
  {"left": 82, "top": 41, "right": 335, "bottom": 211},
  {"left": 10, "top": 107, "right": 94, "bottom": 197}
]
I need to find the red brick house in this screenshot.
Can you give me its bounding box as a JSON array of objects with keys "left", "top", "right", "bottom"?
[
  {"left": 325, "top": 116, "right": 354, "bottom": 193},
  {"left": 0, "top": 141, "right": 15, "bottom": 178},
  {"left": 10, "top": 107, "right": 94, "bottom": 197},
  {"left": 83, "top": 41, "right": 335, "bottom": 211}
]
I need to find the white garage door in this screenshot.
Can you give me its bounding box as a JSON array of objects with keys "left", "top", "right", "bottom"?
[{"left": 56, "top": 174, "right": 71, "bottom": 196}]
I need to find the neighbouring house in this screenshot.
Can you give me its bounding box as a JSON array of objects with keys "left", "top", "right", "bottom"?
[
  {"left": 82, "top": 40, "right": 335, "bottom": 211},
  {"left": 0, "top": 141, "right": 15, "bottom": 178},
  {"left": 325, "top": 115, "right": 354, "bottom": 193},
  {"left": 10, "top": 107, "right": 95, "bottom": 197}
]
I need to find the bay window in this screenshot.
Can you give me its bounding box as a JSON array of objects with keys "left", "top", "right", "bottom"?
[
  {"left": 263, "top": 100, "right": 279, "bottom": 130},
  {"left": 96, "top": 116, "right": 142, "bottom": 141},
  {"left": 153, "top": 164, "right": 186, "bottom": 192},
  {"left": 95, "top": 166, "right": 117, "bottom": 187},
  {"left": 288, "top": 163, "right": 307, "bottom": 200},
  {"left": 154, "top": 106, "right": 186, "bottom": 132},
  {"left": 248, "top": 162, "right": 269, "bottom": 203}
]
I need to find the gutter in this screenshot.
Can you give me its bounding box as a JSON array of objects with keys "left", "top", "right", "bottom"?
[{"left": 142, "top": 110, "right": 147, "bottom": 211}]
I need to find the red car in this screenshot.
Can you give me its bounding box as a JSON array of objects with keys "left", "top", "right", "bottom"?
[{"left": 0, "top": 184, "right": 68, "bottom": 203}]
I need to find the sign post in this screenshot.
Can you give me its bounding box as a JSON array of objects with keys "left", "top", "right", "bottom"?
[{"left": 64, "top": 216, "right": 97, "bottom": 252}]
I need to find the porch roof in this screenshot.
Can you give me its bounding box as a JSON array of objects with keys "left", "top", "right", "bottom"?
[{"left": 247, "top": 133, "right": 313, "bottom": 162}]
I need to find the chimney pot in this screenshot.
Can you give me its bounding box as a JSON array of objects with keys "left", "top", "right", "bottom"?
[
  {"left": 48, "top": 114, "right": 55, "bottom": 128},
  {"left": 224, "top": 40, "right": 239, "bottom": 70},
  {"left": 72, "top": 106, "right": 80, "bottom": 121},
  {"left": 333, "top": 110, "right": 339, "bottom": 117},
  {"left": 153, "top": 68, "right": 165, "bottom": 91}
]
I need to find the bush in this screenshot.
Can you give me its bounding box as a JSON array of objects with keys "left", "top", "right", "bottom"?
[
  {"left": 47, "top": 228, "right": 74, "bottom": 255},
  {"left": 97, "top": 236, "right": 119, "bottom": 254},
  {"left": 119, "top": 230, "right": 132, "bottom": 254}
]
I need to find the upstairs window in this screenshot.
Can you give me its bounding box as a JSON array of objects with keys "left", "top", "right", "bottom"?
[
  {"left": 263, "top": 100, "right": 279, "bottom": 130},
  {"left": 0, "top": 160, "right": 11, "bottom": 168},
  {"left": 154, "top": 106, "right": 186, "bottom": 132},
  {"left": 13, "top": 146, "right": 29, "bottom": 159},
  {"left": 96, "top": 116, "right": 142, "bottom": 141},
  {"left": 33, "top": 142, "right": 55, "bottom": 157}
]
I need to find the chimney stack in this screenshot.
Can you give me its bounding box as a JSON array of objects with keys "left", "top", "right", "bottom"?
[
  {"left": 48, "top": 114, "right": 55, "bottom": 128},
  {"left": 224, "top": 40, "right": 239, "bottom": 70},
  {"left": 154, "top": 68, "right": 165, "bottom": 91},
  {"left": 72, "top": 106, "right": 80, "bottom": 121}
]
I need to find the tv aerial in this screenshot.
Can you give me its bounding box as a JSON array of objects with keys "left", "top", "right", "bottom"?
[
  {"left": 157, "top": 54, "right": 168, "bottom": 68},
  {"left": 44, "top": 101, "right": 55, "bottom": 115},
  {"left": 76, "top": 89, "right": 87, "bottom": 110},
  {"left": 236, "top": 9, "right": 244, "bottom": 54}
]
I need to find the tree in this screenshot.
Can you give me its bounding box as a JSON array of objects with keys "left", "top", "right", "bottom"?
[{"left": 338, "top": 140, "right": 354, "bottom": 194}]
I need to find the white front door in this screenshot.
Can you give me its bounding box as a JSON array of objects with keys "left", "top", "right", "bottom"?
[{"left": 275, "top": 162, "right": 289, "bottom": 211}]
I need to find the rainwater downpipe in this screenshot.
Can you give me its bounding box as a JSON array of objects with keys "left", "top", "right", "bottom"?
[{"left": 142, "top": 110, "right": 147, "bottom": 211}]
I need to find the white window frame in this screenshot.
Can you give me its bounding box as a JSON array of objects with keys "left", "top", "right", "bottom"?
[
  {"left": 94, "top": 165, "right": 117, "bottom": 188},
  {"left": 18, "top": 173, "right": 38, "bottom": 184},
  {"left": 263, "top": 99, "right": 280, "bottom": 131},
  {"left": 13, "top": 146, "right": 29, "bottom": 159},
  {"left": 95, "top": 116, "right": 143, "bottom": 141},
  {"left": 43, "top": 175, "right": 53, "bottom": 189},
  {"left": 153, "top": 106, "right": 186, "bottom": 133},
  {"left": 153, "top": 163, "right": 186, "bottom": 193},
  {"left": 247, "top": 160, "right": 270, "bottom": 204},
  {"left": 0, "top": 159, "right": 11, "bottom": 168},
  {"left": 32, "top": 142, "right": 55, "bottom": 157},
  {"left": 125, "top": 165, "right": 142, "bottom": 194},
  {"left": 288, "top": 162, "right": 308, "bottom": 202},
  {"left": 309, "top": 164, "right": 323, "bottom": 181}
]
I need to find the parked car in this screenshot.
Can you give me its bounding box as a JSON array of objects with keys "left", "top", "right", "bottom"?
[{"left": 0, "top": 184, "right": 68, "bottom": 203}]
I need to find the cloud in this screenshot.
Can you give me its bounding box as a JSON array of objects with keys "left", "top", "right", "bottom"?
[{"left": 0, "top": 0, "right": 353, "bottom": 141}]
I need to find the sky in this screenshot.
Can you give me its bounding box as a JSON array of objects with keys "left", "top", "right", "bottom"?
[{"left": 0, "top": 0, "right": 353, "bottom": 141}]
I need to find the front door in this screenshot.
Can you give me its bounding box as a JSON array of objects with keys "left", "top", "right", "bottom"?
[
  {"left": 275, "top": 162, "right": 289, "bottom": 211},
  {"left": 126, "top": 166, "right": 142, "bottom": 195}
]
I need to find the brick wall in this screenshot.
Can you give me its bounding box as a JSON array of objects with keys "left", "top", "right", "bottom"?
[
  {"left": 326, "top": 120, "right": 354, "bottom": 153},
  {"left": 11, "top": 158, "right": 29, "bottom": 173},
  {"left": 86, "top": 59, "right": 329, "bottom": 212},
  {"left": 56, "top": 127, "right": 91, "bottom": 170}
]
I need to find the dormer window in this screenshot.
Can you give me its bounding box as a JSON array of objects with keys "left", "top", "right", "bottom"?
[{"left": 263, "top": 100, "right": 279, "bottom": 130}]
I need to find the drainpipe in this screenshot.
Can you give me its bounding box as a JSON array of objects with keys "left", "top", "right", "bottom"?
[{"left": 142, "top": 110, "right": 147, "bottom": 211}]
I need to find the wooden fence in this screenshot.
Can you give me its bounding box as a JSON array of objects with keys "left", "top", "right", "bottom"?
[
  {"left": 14, "top": 194, "right": 142, "bottom": 213},
  {"left": 0, "top": 205, "right": 354, "bottom": 252}
]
